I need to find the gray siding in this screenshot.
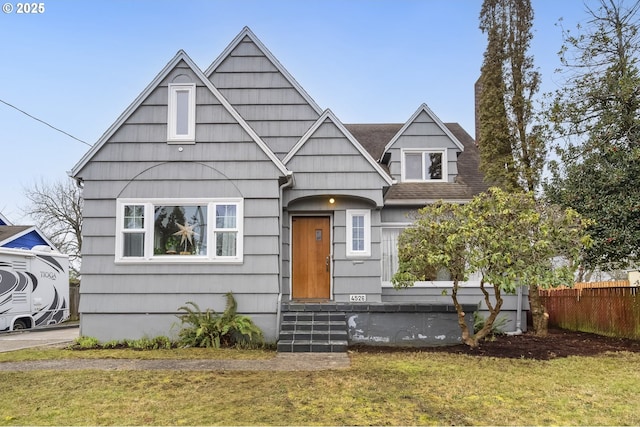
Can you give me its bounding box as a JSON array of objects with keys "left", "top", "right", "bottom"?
[
  {"left": 209, "top": 37, "right": 320, "bottom": 158},
  {"left": 333, "top": 209, "right": 383, "bottom": 303},
  {"left": 281, "top": 117, "right": 389, "bottom": 303},
  {"left": 386, "top": 110, "right": 461, "bottom": 182},
  {"left": 76, "top": 60, "right": 285, "bottom": 342},
  {"left": 284, "top": 119, "right": 389, "bottom": 207},
  {"left": 381, "top": 206, "right": 418, "bottom": 224},
  {"left": 281, "top": 199, "right": 384, "bottom": 304}
]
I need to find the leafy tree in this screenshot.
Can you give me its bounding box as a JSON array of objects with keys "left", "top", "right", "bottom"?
[
  {"left": 23, "top": 178, "right": 83, "bottom": 278},
  {"left": 478, "top": 0, "right": 545, "bottom": 193},
  {"left": 392, "top": 188, "right": 590, "bottom": 345},
  {"left": 545, "top": 0, "right": 640, "bottom": 274}
]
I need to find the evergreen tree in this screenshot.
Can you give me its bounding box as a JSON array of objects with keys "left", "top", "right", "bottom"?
[
  {"left": 545, "top": 0, "right": 640, "bottom": 274},
  {"left": 478, "top": 0, "right": 544, "bottom": 193}
]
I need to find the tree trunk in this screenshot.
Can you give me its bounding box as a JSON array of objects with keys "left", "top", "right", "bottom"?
[
  {"left": 451, "top": 280, "right": 478, "bottom": 348},
  {"left": 528, "top": 283, "right": 548, "bottom": 336}
]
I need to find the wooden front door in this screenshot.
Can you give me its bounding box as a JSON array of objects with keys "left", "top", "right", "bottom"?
[{"left": 291, "top": 216, "right": 331, "bottom": 300}]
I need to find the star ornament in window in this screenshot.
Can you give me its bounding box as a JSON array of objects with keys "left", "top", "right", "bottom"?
[{"left": 173, "top": 222, "right": 198, "bottom": 252}]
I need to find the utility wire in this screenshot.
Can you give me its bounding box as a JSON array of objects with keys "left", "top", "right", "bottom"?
[{"left": 0, "top": 98, "right": 92, "bottom": 147}]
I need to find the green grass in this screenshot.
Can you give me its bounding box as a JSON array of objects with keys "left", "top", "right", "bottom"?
[
  {"left": 0, "top": 348, "right": 638, "bottom": 425},
  {"left": 0, "top": 347, "right": 274, "bottom": 362}
]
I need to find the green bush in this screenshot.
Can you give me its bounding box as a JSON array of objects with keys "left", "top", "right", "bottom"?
[
  {"left": 72, "top": 336, "right": 100, "bottom": 349},
  {"left": 176, "top": 292, "right": 264, "bottom": 349},
  {"left": 473, "top": 312, "right": 508, "bottom": 337}
]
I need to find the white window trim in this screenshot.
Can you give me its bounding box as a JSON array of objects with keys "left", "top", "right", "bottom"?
[
  {"left": 401, "top": 148, "right": 447, "bottom": 182},
  {"left": 346, "top": 209, "right": 371, "bottom": 258},
  {"left": 115, "top": 198, "right": 243, "bottom": 264},
  {"left": 167, "top": 83, "right": 196, "bottom": 143}
]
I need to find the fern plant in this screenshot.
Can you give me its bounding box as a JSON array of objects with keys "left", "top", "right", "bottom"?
[{"left": 176, "top": 292, "right": 264, "bottom": 349}]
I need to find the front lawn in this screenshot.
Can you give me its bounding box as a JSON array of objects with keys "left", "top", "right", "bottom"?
[{"left": 0, "top": 349, "right": 638, "bottom": 425}]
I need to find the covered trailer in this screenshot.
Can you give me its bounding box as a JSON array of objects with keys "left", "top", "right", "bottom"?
[{"left": 0, "top": 247, "right": 69, "bottom": 331}]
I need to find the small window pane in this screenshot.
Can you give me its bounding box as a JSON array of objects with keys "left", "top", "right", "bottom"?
[
  {"left": 216, "top": 205, "right": 237, "bottom": 228},
  {"left": 175, "top": 90, "right": 190, "bottom": 135},
  {"left": 426, "top": 152, "right": 443, "bottom": 180},
  {"left": 216, "top": 232, "right": 237, "bottom": 256},
  {"left": 351, "top": 215, "right": 365, "bottom": 252},
  {"left": 405, "top": 153, "right": 423, "bottom": 180},
  {"left": 153, "top": 205, "right": 207, "bottom": 255},
  {"left": 123, "top": 232, "right": 144, "bottom": 257},
  {"left": 124, "top": 205, "right": 144, "bottom": 229}
]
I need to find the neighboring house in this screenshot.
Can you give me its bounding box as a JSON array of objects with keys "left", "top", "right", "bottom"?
[
  {"left": 70, "top": 27, "right": 528, "bottom": 348},
  {"left": 0, "top": 213, "right": 58, "bottom": 251}
]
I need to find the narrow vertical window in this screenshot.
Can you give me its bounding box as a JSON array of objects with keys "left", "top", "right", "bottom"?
[
  {"left": 346, "top": 210, "right": 371, "bottom": 257},
  {"left": 123, "top": 205, "right": 145, "bottom": 257},
  {"left": 214, "top": 204, "right": 239, "bottom": 257},
  {"left": 168, "top": 84, "right": 195, "bottom": 142},
  {"left": 381, "top": 227, "right": 403, "bottom": 282},
  {"left": 351, "top": 215, "right": 365, "bottom": 252}
]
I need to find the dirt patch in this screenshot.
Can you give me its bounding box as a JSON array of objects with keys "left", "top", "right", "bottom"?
[{"left": 352, "top": 328, "right": 640, "bottom": 360}]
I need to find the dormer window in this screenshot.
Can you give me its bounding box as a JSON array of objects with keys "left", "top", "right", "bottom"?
[
  {"left": 167, "top": 83, "right": 196, "bottom": 143},
  {"left": 402, "top": 149, "right": 446, "bottom": 182}
]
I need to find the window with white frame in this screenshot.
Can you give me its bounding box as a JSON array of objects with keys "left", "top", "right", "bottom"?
[
  {"left": 115, "top": 198, "right": 243, "bottom": 262},
  {"left": 167, "top": 83, "right": 196, "bottom": 142},
  {"left": 346, "top": 210, "right": 371, "bottom": 257},
  {"left": 382, "top": 225, "right": 454, "bottom": 283},
  {"left": 381, "top": 227, "right": 403, "bottom": 282},
  {"left": 402, "top": 149, "right": 446, "bottom": 182}
]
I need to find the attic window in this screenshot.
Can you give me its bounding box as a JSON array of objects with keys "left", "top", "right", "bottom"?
[
  {"left": 402, "top": 149, "right": 446, "bottom": 182},
  {"left": 167, "top": 83, "right": 196, "bottom": 143}
]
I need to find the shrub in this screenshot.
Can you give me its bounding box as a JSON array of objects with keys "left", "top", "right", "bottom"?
[
  {"left": 72, "top": 336, "right": 100, "bottom": 349},
  {"left": 176, "top": 292, "right": 264, "bottom": 349},
  {"left": 474, "top": 312, "right": 508, "bottom": 337}
]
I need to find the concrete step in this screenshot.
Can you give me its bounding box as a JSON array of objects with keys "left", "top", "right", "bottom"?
[
  {"left": 276, "top": 340, "right": 349, "bottom": 353},
  {"left": 279, "top": 329, "right": 348, "bottom": 342},
  {"left": 278, "top": 311, "right": 349, "bottom": 353}
]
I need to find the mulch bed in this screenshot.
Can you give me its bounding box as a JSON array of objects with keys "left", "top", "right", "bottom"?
[{"left": 352, "top": 328, "right": 640, "bottom": 360}]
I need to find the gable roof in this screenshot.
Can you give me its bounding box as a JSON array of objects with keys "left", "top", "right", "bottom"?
[
  {"left": 284, "top": 109, "right": 394, "bottom": 186},
  {"left": 0, "top": 213, "right": 11, "bottom": 226},
  {"left": 70, "top": 49, "right": 290, "bottom": 179},
  {"left": 204, "top": 27, "right": 323, "bottom": 116},
  {"left": 380, "top": 103, "right": 465, "bottom": 160},
  {"left": 0, "top": 225, "right": 58, "bottom": 250},
  {"left": 347, "top": 122, "right": 489, "bottom": 203}
]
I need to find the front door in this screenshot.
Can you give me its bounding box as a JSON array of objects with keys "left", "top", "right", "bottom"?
[{"left": 291, "top": 216, "right": 331, "bottom": 300}]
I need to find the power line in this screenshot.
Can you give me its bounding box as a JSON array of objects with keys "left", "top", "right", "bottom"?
[{"left": 0, "top": 98, "right": 92, "bottom": 147}]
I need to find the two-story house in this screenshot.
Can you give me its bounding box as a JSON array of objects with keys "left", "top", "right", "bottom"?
[{"left": 70, "top": 27, "right": 527, "bottom": 351}]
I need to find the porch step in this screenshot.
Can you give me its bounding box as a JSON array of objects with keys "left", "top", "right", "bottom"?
[{"left": 277, "top": 311, "right": 348, "bottom": 353}]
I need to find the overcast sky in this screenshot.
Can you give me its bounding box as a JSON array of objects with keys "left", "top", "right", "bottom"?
[{"left": 1, "top": 0, "right": 598, "bottom": 223}]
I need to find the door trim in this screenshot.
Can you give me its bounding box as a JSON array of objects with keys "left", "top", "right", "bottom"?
[{"left": 289, "top": 213, "right": 333, "bottom": 301}]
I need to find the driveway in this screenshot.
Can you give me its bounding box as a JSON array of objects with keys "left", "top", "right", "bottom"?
[{"left": 0, "top": 325, "right": 79, "bottom": 352}]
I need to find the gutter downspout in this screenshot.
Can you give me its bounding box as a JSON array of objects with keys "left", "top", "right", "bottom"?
[
  {"left": 505, "top": 286, "right": 523, "bottom": 336},
  {"left": 275, "top": 172, "right": 294, "bottom": 341}
]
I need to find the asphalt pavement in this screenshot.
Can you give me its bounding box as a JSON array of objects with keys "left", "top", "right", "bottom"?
[{"left": 0, "top": 325, "right": 79, "bottom": 352}]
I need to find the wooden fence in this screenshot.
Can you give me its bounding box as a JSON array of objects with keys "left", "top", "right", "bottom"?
[
  {"left": 540, "top": 283, "right": 640, "bottom": 340},
  {"left": 69, "top": 282, "right": 80, "bottom": 321}
]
